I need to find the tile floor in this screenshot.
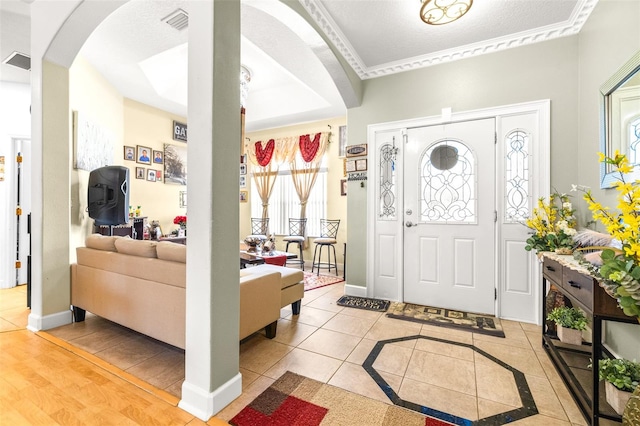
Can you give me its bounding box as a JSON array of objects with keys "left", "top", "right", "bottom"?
[{"left": 3, "top": 282, "right": 614, "bottom": 425}]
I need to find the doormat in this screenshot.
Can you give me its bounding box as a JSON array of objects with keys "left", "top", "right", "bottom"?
[
  {"left": 229, "top": 371, "right": 455, "bottom": 426},
  {"left": 386, "top": 302, "right": 505, "bottom": 338},
  {"left": 304, "top": 271, "right": 344, "bottom": 292},
  {"left": 336, "top": 295, "right": 390, "bottom": 312}
]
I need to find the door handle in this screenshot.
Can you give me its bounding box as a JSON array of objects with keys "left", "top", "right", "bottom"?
[{"left": 405, "top": 221, "right": 414, "bottom": 228}]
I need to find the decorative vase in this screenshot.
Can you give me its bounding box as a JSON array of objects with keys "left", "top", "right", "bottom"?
[
  {"left": 557, "top": 325, "right": 582, "bottom": 345},
  {"left": 555, "top": 247, "right": 573, "bottom": 255},
  {"left": 605, "top": 380, "right": 633, "bottom": 416}
]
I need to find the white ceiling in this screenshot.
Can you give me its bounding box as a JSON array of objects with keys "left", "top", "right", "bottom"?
[{"left": 0, "top": 0, "right": 596, "bottom": 132}]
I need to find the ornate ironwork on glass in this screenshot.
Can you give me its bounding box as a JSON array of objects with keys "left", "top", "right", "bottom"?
[
  {"left": 419, "top": 140, "right": 476, "bottom": 223},
  {"left": 505, "top": 129, "right": 530, "bottom": 222},
  {"left": 379, "top": 142, "right": 398, "bottom": 220},
  {"left": 629, "top": 117, "right": 640, "bottom": 165}
]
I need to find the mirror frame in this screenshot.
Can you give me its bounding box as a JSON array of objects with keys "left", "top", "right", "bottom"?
[{"left": 599, "top": 50, "right": 640, "bottom": 188}]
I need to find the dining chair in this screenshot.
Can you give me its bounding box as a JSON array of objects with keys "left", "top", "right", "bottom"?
[
  {"left": 248, "top": 217, "right": 269, "bottom": 241},
  {"left": 311, "top": 219, "right": 340, "bottom": 276},
  {"left": 282, "top": 218, "right": 307, "bottom": 270}
]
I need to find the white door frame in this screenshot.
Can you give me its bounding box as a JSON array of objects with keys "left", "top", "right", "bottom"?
[{"left": 366, "top": 100, "right": 550, "bottom": 323}]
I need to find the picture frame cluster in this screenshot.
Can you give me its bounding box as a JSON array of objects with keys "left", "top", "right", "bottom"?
[{"left": 126, "top": 145, "right": 163, "bottom": 183}]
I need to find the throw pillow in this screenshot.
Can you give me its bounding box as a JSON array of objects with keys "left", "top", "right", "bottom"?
[
  {"left": 114, "top": 238, "right": 158, "bottom": 258},
  {"left": 156, "top": 242, "right": 187, "bottom": 263},
  {"left": 85, "top": 234, "right": 118, "bottom": 252}
]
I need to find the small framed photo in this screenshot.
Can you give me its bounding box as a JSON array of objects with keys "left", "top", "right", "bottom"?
[
  {"left": 179, "top": 191, "right": 187, "bottom": 208},
  {"left": 240, "top": 154, "right": 247, "bottom": 164},
  {"left": 137, "top": 145, "right": 152, "bottom": 165},
  {"left": 155, "top": 170, "right": 162, "bottom": 182},
  {"left": 240, "top": 190, "right": 248, "bottom": 203},
  {"left": 147, "top": 169, "right": 156, "bottom": 182},
  {"left": 135, "top": 167, "right": 145, "bottom": 179},
  {"left": 240, "top": 164, "right": 247, "bottom": 175},
  {"left": 340, "top": 179, "right": 347, "bottom": 196},
  {"left": 152, "top": 150, "right": 164, "bottom": 165},
  {"left": 240, "top": 175, "right": 247, "bottom": 188},
  {"left": 124, "top": 146, "right": 135, "bottom": 161},
  {"left": 346, "top": 160, "right": 356, "bottom": 173},
  {"left": 356, "top": 158, "right": 368, "bottom": 171}
]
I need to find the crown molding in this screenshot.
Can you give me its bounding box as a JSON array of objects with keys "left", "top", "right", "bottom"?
[{"left": 300, "top": 0, "right": 598, "bottom": 80}]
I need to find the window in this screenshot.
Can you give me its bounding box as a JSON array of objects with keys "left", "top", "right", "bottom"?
[
  {"left": 419, "top": 139, "right": 476, "bottom": 223},
  {"left": 251, "top": 164, "right": 327, "bottom": 237},
  {"left": 504, "top": 129, "right": 530, "bottom": 222}
]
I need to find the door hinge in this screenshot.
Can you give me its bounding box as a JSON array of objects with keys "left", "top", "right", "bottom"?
[
  {"left": 494, "top": 132, "right": 497, "bottom": 144},
  {"left": 494, "top": 210, "right": 498, "bottom": 223},
  {"left": 495, "top": 288, "right": 497, "bottom": 300}
]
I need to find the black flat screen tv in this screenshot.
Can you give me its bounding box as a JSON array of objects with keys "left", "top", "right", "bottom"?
[{"left": 87, "top": 166, "right": 129, "bottom": 226}]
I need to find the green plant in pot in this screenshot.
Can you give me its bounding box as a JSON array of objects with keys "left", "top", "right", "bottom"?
[
  {"left": 598, "top": 358, "right": 640, "bottom": 416},
  {"left": 546, "top": 306, "right": 587, "bottom": 345}
]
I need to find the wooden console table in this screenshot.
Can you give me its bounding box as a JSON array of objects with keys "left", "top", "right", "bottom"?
[{"left": 541, "top": 253, "right": 638, "bottom": 425}]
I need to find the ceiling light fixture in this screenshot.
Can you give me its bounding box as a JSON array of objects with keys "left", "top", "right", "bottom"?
[{"left": 420, "top": 0, "right": 473, "bottom": 25}]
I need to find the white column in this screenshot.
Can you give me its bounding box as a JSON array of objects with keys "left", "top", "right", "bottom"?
[{"left": 179, "top": 0, "right": 242, "bottom": 420}]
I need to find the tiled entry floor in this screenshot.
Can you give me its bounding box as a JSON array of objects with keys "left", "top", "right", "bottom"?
[{"left": 45, "top": 282, "right": 602, "bottom": 425}]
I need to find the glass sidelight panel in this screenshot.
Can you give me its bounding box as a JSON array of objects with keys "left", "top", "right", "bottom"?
[
  {"left": 504, "top": 129, "right": 530, "bottom": 222},
  {"left": 378, "top": 143, "right": 398, "bottom": 220}
]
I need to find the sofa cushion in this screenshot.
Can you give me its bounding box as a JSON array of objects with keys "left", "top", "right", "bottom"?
[
  {"left": 115, "top": 238, "right": 158, "bottom": 258},
  {"left": 156, "top": 242, "right": 186, "bottom": 263},
  {"left": 85, "top": 234, "right": 118, "bottom": 252},
  {"left": 243, "top": 264, "right": 304, "bottom": 290}
]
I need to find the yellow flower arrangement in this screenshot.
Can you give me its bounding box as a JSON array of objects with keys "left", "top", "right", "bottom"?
[
  {"left": 525, "top": 192, "right": 577, "bottom": 254},
  {"left": 580, "top": 151, "right": 640, "bottom": 319}
]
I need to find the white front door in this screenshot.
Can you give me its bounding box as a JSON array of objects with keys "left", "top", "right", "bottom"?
[{"left": 403, "top": 119, "right": 496, "bottom": 315}]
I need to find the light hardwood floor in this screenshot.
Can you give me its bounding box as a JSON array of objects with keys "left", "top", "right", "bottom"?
[{"left": 0, "top": 285, "right": 218, "bottom": 425}]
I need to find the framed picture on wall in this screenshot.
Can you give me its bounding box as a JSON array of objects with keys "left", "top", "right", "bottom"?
[
  {"left": 152, "top": 150, "right": 164, "bottom": 165},
  {"left": 340, "top": 179, "right": 347, "bottom": 196},
  {"left": 338, "top": 125, "right": 347, "bottom": 157},
  {"left": 147, "top": 169, "right": 156, "bottom": 182},
  {"left": 137, "top": 145, "right": 152, "bottom": 165},
  {"left": 124, "top": 146, "right": 135, "bottom": 161},
  {"left": 240, "top": 191, "right": 248, "bottom": 202},
  {"left": 155, "top": 170, "right": 162, "bottom": 182},
  {"left": 355, "top": 158, "right": 368, "bottom": 171},
  {"left": 240, "top": 175, "right": 247, "bottom": 188},
  {"left": 179, "top": 191, "right": 187, "bottom": 208},
  {"left": 135, "top": 167, "right": 145, "bottom": 179}
]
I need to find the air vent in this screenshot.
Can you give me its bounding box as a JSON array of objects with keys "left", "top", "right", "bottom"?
[
  {"left": 162, "top": 9, "right": 188, "bottom": 31},
  {"left": 2, "top": 51, "right": 31, "bottom": 71}
]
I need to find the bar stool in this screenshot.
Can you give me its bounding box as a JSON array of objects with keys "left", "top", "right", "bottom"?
[
  {"left": 283, "top": 218, "right": 307, "bottom": 270},
  {"left": 311, "top": 219, "right": 340, "bottom": 276}
]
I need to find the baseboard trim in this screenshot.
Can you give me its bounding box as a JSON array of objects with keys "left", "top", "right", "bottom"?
[
  {"left": 344, "top": 283, "right": 367, "bottom": 297},
  {"left": 179, "top": 372, "right": 242, "bottom": 421},
  {"left": 27, "top": 309, "right": 72, "bottom": 332}
]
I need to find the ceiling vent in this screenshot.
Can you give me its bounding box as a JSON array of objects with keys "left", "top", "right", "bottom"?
[
  {"left": 2, "top": 51, "right": 31, "bottom": 71},
  {"left": 162, "top": 9, "right": 188, "bottom": 31}
]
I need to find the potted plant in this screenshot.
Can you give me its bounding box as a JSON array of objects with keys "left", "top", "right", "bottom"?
[
  {"left": 546, "top": 306, "right": 587, "bottom": 345},
  {"left": 598, "top": 357, "right": 640, "bottom": 415}
]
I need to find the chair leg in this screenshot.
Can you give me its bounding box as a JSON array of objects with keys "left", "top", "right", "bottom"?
[
  {"left": 331, "top": 243, "right": 338, "bottom": 276},
  {"left": 299, "top": 242, "right": 305, "bottom": 271},
  {"left": 312, "top": 243, "right": 320, "bottom": 273}
]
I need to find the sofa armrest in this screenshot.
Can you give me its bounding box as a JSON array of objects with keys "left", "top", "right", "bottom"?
[{"left": 239, "top": 271, "right": 281, "bottom": 340}]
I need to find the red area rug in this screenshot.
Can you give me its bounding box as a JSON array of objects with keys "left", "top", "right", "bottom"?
[
  {"left": 303, "top": 271, "right": 344, "bottom": 292},
  {"left": 230, "top": 371, "right": 454, "bottom": 426}
]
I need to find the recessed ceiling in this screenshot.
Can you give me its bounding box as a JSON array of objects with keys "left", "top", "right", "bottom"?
[{"left": 1, "top": 0, "right": 597, "bottom": 131}]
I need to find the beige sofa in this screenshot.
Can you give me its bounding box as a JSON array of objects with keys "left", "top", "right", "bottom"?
[{"left": 70, "top": 234, "right": 284, "bottom": 349}]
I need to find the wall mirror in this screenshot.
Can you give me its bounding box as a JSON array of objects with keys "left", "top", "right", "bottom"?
[{"left": 600, "top": 50, "right": 640, "bottom": 188}]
